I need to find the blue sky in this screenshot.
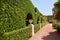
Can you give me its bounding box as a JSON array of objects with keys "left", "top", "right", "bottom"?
[{"left": 31, "top": 0, "right": 57, "bottom": 16}]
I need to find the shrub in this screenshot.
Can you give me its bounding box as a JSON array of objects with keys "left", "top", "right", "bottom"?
[
  {"left": 0, "top": 0, "right": 47, "bottom": 33},
  {"left": 2, "top": 27, "right": 32, "bottom": 40},
  {"left": 0, "top": 24, "right": 41, "bottom": 40},
  {"left": 0, "top": 0, "right": 47, "bottom": 40},
  {"left": 52, "top": 22, "right": 58, "bottom": 29},
  {"left": 34, "top": 22, "right": 47, "bottom": 33},
  {"left": 0, "top": 0, "right": 41, "bottom": 32},
  {"left": 52, "top": 22, "right": 60, "bottom": 32},
  {"left": 34, "top": 24, "right": 40, "bottom": 33}
]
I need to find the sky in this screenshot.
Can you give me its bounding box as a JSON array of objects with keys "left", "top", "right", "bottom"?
[{"left": 31, "top": 0, "right": 57, "bottom": 16}]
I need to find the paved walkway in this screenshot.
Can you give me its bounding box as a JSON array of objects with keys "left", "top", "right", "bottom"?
[{"left": 29, "top": 23, "right": 60, "bottom": 40}]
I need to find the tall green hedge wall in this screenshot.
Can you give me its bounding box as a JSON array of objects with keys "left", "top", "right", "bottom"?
[
  {"left": 0, "top": 0, "right": 41, "bottom": 33},
  {"left": 0, "top": 0, "right": 47, "bottom": 40}
]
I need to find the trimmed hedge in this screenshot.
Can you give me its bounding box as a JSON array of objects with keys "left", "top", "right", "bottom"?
[
  {"left": 0, "top": 24, "right": 41, "bottom": 40},
  {"left": 52, "top": 22, "right": 60, "bottom": 32},
  {"left": 0, "top": 0, "right": 41, "bottom": 33},
  {"left": 0, "top": 0, "right": 47, "bottom": 40},
  {"left": 0, "top": 0, "right": 47, "bottom": 32},
  {"left": 34, "top": 24, "right": 40, "bottom": 33},
  {"left": 1, "top": 27, "right": 32, "bottom": 40},
  {"left": 0, "top": 21, "right": 47, "bottom": 40}
]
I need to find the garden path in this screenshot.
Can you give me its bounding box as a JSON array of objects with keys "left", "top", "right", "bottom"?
[{"left": 29, "top": 23, "right": 60, "bottom": 40}]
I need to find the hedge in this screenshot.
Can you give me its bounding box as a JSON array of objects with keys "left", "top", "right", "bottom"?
[
  {"left": 0, "top": 24, "right": 41, "bottom": 40},
  {"left": 0, "top": 0, "right": 47, "bottom": 33},
  {"left": 0, "top": 0, "right": 41, "bottom": 33},
  {"left": 0, "top": 21, "right": 47, "bottom": 40},
  {"left": 34, "top": 24, "right": 40, "bottom": 33},
  {"left": 0, "top": 0, "right": 47, "bottom": 40},
  {"left": 0, "top": 27, "right": 31, "bottom": 40},
  {"left": 52, "top": 22, "right": 60, "bottom": 32}
]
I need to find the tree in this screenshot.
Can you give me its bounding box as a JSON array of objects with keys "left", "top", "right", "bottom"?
[{"left": 58, "top": 0, "right": 60, "bottom": 2}]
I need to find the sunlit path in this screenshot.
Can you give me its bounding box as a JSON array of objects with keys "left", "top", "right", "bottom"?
[{"left": 29, "top": 23, "right": 60, "bottom": 40}]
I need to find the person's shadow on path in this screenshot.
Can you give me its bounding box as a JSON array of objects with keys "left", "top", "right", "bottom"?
[{"left": 42, "top": 31, "right": 60, "bottom": 40}]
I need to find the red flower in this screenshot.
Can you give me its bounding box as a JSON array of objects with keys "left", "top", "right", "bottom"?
[{"left": 56, "top": 11, "right": 60, "bottom": 20}]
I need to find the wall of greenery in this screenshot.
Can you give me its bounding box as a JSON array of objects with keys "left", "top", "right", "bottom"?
[
  {"left": 0, "top": 0, "right": 41, "bottom": 32},
  {"left": 0, "top": 0, "right": 47, "bottom": 40}
]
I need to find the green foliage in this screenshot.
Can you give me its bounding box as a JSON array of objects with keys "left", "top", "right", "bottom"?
[
  {"left": 41, "top": 16, "right": 47, "bottom": 23},
  {"left": 0, "top": 0, "right": 47, "bottom": 40},
  {"left": 0, "top": 0, "right": 41, "bottom": 32},
  {"left": 58, "top": 0, "right": 60, "bottom": 2},
  {"left": 2, "top": 27, "right": 32, "bottom": 40},
  {"left": 55, "top": 2, "right": 60, "bottom": 11},
  {"left": 52, "top": 22, "right": 58, "bottom": 29},
  {"left": 52, "top": 22, "right": 60, "bottom": 32},
  {"left": 53, "top": 14, "right": 57, "bottom": 19},
  {"left": 0, "top": 25, "right": 41, "bottom": 40},
  {"left": 34, "top": 24, "right": 40, "bottom": 33}
]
